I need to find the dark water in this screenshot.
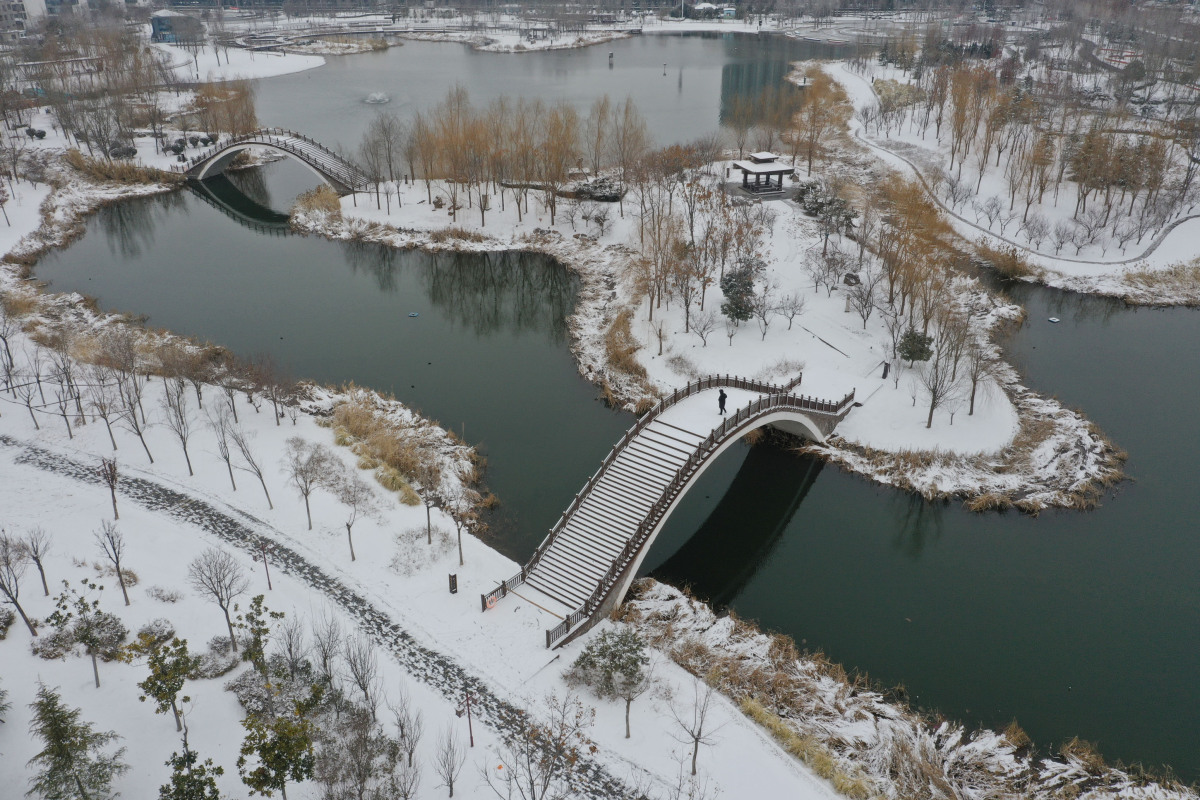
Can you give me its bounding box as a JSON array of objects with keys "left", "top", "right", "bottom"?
[
  {"left": 32, "top": 35, "right": 1200, "bottom": 782},
  {"left": 255, "top": 32, "right": 853, "bottom": 150}
]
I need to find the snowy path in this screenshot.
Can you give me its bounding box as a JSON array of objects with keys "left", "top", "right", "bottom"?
[{"left": 0, "top": 433, "right": 634, "bottom": 799}]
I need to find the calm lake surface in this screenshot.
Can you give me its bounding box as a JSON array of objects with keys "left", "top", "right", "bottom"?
[{"left": 34, "top": 33, "right": 1200, "bottom": 780}]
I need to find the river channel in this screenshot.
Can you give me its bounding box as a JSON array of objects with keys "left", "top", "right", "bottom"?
[{"left": 33, "top": 33, "right": 1200, "bottom": 781}]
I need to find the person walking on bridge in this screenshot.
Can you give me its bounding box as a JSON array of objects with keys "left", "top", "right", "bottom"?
[{"left": 718, "top": 389, "right": 728, "bottom": 415}]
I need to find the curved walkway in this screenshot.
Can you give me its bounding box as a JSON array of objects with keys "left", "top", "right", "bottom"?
[
  {"left": 483, "top": 375, "right": 856, "bottom": 649},
  {"left": 838, "top": 66, "right": 1199, "bottom": 272},
  {"left": 0, "top": 434, "right": 631, "bottom": 799}
]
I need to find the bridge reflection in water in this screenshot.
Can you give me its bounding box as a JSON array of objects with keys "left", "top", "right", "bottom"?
[
  {"left": 187, "top": 175, "right": 294, "bottom": 237},
  {"left": 647, "top": 442, "right": 823, "bottom": 611}
]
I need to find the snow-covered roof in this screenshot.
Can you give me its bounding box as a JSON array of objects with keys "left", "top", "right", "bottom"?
[
  {"left": 733, "top": 159, "right": 793, "bottom": 174},
  {"left": 151, "top": 9, "right": 195, "bottom": 18},
  {"left": 749, "top": 151, "right": 778, "bottom": 163}
]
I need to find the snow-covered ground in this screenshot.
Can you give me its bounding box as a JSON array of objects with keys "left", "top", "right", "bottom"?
[
  {"left": 154, "top": 42, "right": 325, "bottom": 83},
  {"left": 827, "top": 59, "right": 1200, "bottom": 305},
  {"left": 0, "top": 169, "right": 848, "bottom": 798}
]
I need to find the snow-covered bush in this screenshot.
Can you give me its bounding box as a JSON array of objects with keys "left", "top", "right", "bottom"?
[
  {"left": 389, "top": 526, "right": 454, "bottom": 576},
  {"left": 145, "top": 585, "right": 183, "bottom": 603},
  {"left": 191, "top": 635, "right": 239, "bottom": 680},
  {"left": 0, "top": 607, "right": 14, "bottom": 639},
  {"left": 135, "top": 618, "right": 176, "bottom": 647}
]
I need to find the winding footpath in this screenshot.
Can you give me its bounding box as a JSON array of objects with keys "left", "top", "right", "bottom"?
[{"left": 0, "top": 433, "right": 637, "bottom": 799}]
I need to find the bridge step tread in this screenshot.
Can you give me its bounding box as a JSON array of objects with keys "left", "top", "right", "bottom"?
[
  {"left": 556, "top": 516, "right": 629, "bottom": 552},
  {"left": 615, "top": 450, "right": 679, "bottom": 481},
  {"left": 542, "top": 534, "right": 622, "bottom": 568},
  {"left": 635, "top": 429, "right": 696, "bottom": 459},
  {"left": 593, "top": 473, "right": 661, "bottom": 507},
  {"left": 624, "top": 442, "right": 690, "bottom": 471},
  {"left": 586, "top": 482, "right": 657, "bottom": 518},
  {"left": 643, "top": 421, "right": 707, "bottom": 448},
  {"left": 533, "top": 559, "right": 610, "bottom": 599},
  {"left": 604, "top": 464, "right": 674, "bottom": 495},
  {"left": 525, "top": 573, "right": 589, "bottom": 609},
  {"left": 650, "top": 418, "right": 708, "bottom": 441},
  {"left": 536, "top": 549, "right": 605, "bottom": 586},
  {"left": 566, "top": 509, "right": 639, "bottom": 542},
  {"left": 575, "top": 487, "right": 649, "bottom": 522}
]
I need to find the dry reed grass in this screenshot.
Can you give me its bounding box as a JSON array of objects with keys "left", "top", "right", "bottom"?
[
  {"left": 429, "top": 226, "right": 486, "bottom": 243},
  {"left": 63, "top": 149, "right": 182, "bottom": 185},
  {"left": 603, "top": 309, "right": 647, "bottom": 380},
  {"left": 292, "top": 185, "right": 342, "bottom": 219}
]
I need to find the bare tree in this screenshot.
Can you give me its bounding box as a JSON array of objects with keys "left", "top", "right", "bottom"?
[
  {"left": 412, "top": 458, "right": 442, "bottom": 545},
  {"left": 23, "top": 527, "right": 51, "bottom": 596},
  {"left": 777, "top": 290, "right": 806, "bottom": 330},
  {"left": 187, "top": 548, "right": 249, "bottom": 652},
  {"left": 750, "top": 279, "right": 778, "bottom": 341},
  {"left": 670, "top": 681, "right": 721, "bottom": 777},
  {"left": 336, "top": 472, "right": 377, "bottom": 562},
  {"left": 231, "top": 425, "right": 272, "bottom": 509},
  {"left": 207, "top": 405, "right": 237, "bottom": 492},
  {"left": 485, "top": 693, "right": 595, "bottom": 800},
  {"left": 99, "top": 457, "right": 119, "bottom": 520},
  {"left": 965, "top": 342, "right": 998, "bottom": 416},
  {"left": 274, "top": 616, "right": 309, "bottom": 682},
  {"left": 310, "top": 609, "right": 342, "bottom": 688},
  {"left": 284, "top": 437, "right": 336, "bottom": 530},
  {"left": 344, "top": 636, "right": 382, "bottom": 721},
  {"left": 392, "top": 686, "right": 425, "bottom": 769},
  {"left": 94, "top": 521, "right": 130, "bottom": 607},
  {"left": 0, "top": 531, "right": 37, "bottom": 636},
  {"left": 847, "top": 267, "right": 883, "bottom": 330},
  {"left": 161, "top": 377, "right": 194, "bottom": 476},
  {"left": 434, "top": 726, "right": 465, "bottom": 798},
  {"left": 691, "top": 309, "right": 718, "bottom": 347},
  {"left": 86, "top": 367, "right": 120, "bottom": 451},
  {"left": 918, "top": 344, "right": 961, "bottom": 429}
]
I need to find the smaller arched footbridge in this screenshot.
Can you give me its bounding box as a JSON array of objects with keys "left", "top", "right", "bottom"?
[
  {"left": 170, "top": 128, "right": 371, "bottom": 195},
  {"left": 482, "top": 375, "right": 856, "bottom": 648}
]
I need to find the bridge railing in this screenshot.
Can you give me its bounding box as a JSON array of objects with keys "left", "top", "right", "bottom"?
[
  {"left": 542, "top": 387, "right": 856, "bottom": 648},
  {"left": 170, "top": 127, "right": 371, "bottom": 191},
  {"left": 481, "top": 373, "right": 852, "bottom": 615}
]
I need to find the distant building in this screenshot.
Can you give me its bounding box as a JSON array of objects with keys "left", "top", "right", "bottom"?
[
  {"left": 0, "top": 0, "right": 45, "bottom": 42},
  {"left": 151, "top": 8, "right": 203, "bottom": 44}
]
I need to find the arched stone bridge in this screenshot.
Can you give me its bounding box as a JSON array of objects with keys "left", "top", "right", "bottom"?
[
  {"left": 171, "top": 128, "right": 371, "bottom": 195},
  {"left": 482, "top": 375, "right": 857, "bottom": 648}
]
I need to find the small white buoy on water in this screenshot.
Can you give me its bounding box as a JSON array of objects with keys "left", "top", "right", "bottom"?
[
  {"left": 365, "top": 92, "right": 390, "bottom": 104},
  {"left": 408, "top": 312, "right": 419, "bottom": 318},
  {"left": 1048, "top": 317, "right": 1060, "bottom": 323}
]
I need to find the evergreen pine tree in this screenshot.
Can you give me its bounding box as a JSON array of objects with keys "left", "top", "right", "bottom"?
[
  {"left": 898, "top": 325, "right": 934, "bottom": 365},
  {"left": 568, "top": 628, "right": 653, "bottom": 739},
  {"left": 26, "top": 684, "right": 128, "bottom": 800},
  {"left": 46, "top": 579, "right": 128, "bottom": 689},
  {"left": 719, "top": 264, "right": 756, "bottom": 324}
]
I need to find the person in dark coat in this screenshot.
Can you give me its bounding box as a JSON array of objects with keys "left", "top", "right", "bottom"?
[{"left": 718, "top": 389, "right": 728, "bottom": 415}]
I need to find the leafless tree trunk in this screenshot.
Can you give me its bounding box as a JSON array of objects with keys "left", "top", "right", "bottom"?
[
  {"left": 23, "top": 527, "right": 51, "bottom": 596},
  {"left": 671, "top": 682, "right": 720, "bottom": 777},
  {"left": 94, "top": 520, "right": 131, "bottom": 606},
  {"left": 161, "top": 377, "right": 195, "bottom": 476},
  {"left": 284, "top": 437, "right": 337, "bottom": 530},
  {"left": 187, "top": 548, "right": 249, "bottom": 652},
  {"left": 433, "top": 726, "right": 465, "bottom": 798},
  {"left": 0, "top": 533, "right": 37, "bottom": 636},
  {"left": 392, "top": 686, "right": 425, "bottom": 768},
  {"left": 231, "top": 425, "right": 272, "bottom": 509},
  {"left": 344, "top": 636, "right": 382, "bottom": 720},
  {"left": 99, "top": 457, "right": 119, "bottom": 520}
]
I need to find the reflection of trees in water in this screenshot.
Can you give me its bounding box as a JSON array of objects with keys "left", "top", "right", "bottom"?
[
  {"left": 422, "top": 251, "right": 577, "bottom": 341},
  {"left": 343, "top": 239, "right": 402, "bottom": 293},
  {"left": 224, "top": 165, "right": 275, "bottom": 210},
  {"left": 890, "top": 491, "right": 945, "bottom": 558},
  {"left": 717, "top": 35, "right": 846, "bottom": 125},
  {"left": 342, "top": 243, "right": 577, "bottom": 342},
  {"left": 96, "top": 191, "right": 186, "bottom": 260}
]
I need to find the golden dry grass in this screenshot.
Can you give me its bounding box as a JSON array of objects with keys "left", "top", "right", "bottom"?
[
  {"left": 63, "top": 149, "right": 182, "bottom": 185},
  {"left": 292, "top": 184, "right": 343, "bottom": 219},
  {"left": 429, "top": 226, "right": 486, "bottom": 243},
  {"left": 976, "top": 240, "right": 1039, "bottom": 280},
  {"left": 604, "top": 309, "right": 647, "bottom": 380},
  {"left": 1122, "top": 259, "right": 1200, "bottom": 298}
]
